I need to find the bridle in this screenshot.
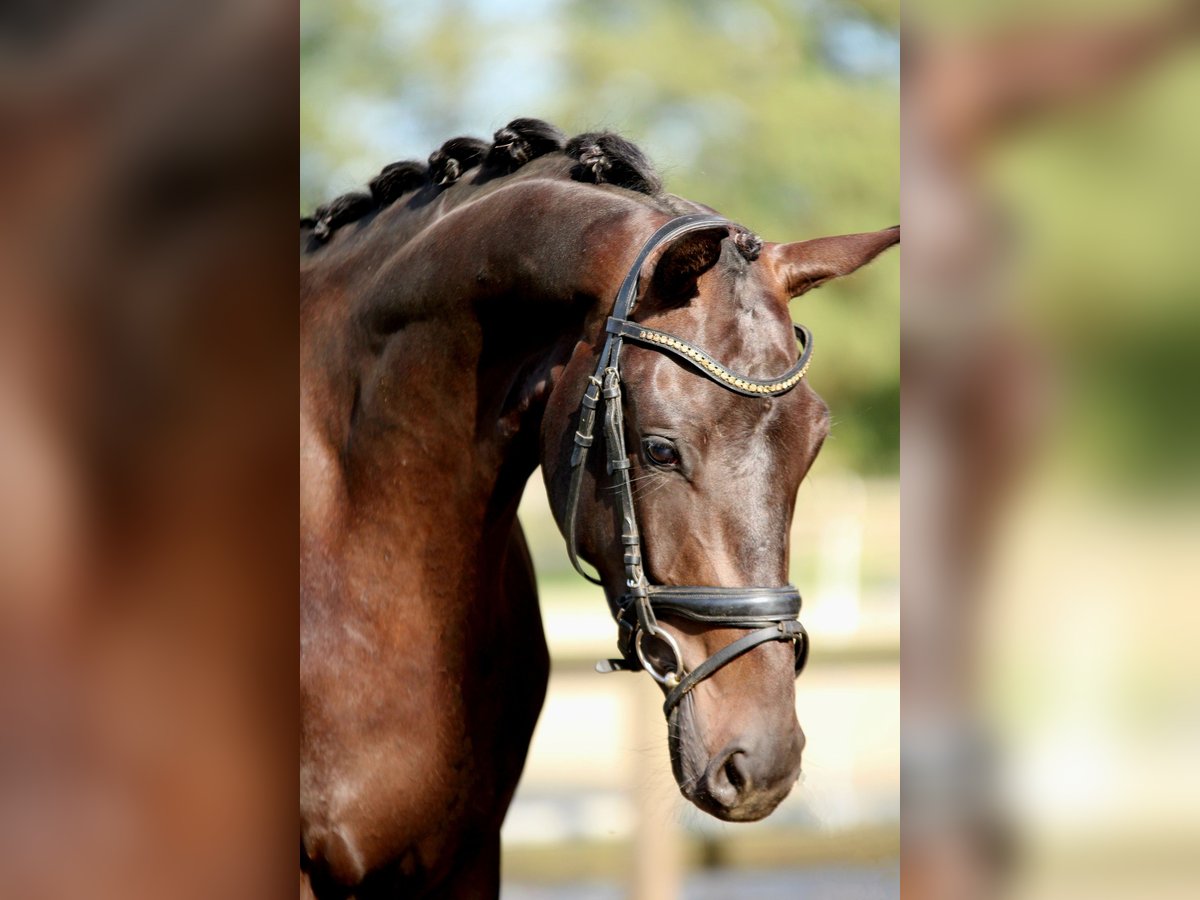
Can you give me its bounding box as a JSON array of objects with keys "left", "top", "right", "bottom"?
[{"left": 564, "top": 213, "right": 813, "bottom": 718}]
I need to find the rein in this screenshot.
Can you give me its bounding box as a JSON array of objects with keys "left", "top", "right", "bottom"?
[{"left": 564, "top": 214, "right": 812, "bottom": 717}]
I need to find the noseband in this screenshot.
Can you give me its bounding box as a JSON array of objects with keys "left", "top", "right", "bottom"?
[{"left": 564, "top": 214, "right": 813, "bottom": 717}]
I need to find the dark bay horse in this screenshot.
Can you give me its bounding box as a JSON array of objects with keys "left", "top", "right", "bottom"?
[{"left": 300, "top": 119, "right": 898, "bottom": 898}]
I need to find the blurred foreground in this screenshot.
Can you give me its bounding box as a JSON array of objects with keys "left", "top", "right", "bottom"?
[
  {"left": 0, "top": 3, "right": 297, "bottom": 897},
  {"left": 903, "top": 1, "right": 1200, "bottom": 897}
]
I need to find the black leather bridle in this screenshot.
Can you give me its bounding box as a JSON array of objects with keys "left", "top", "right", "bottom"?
[{"left": 564, "top": 214, "right": 813, "bottom": 717}]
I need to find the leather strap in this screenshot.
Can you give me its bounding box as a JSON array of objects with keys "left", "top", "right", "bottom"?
[
  {"left": 564, "top": 214, "right": 735, "bottom": 583},
  {"left": 613, "top": 214, "right": 732, "bottom": 320},
  {"left": 644, "top": 585, "right": 802, "bottom": 624},
  {"left": 663, "top": 621, "right": 807, "bottom": 716},
  {"left": 565, "top": 375, "right": 604, "bottom": 583}
]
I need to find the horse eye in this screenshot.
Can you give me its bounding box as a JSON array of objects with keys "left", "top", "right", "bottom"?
[{"left": 643, "top": 438, "right": 680, "bottom": 468}]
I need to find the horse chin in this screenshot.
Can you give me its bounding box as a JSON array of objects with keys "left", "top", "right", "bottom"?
[
  {"left": 679, "top": 770, "right": 791, "bottom": 822},
  {"left": 704, "top": 790, "right": 790, "bottom": 823}
]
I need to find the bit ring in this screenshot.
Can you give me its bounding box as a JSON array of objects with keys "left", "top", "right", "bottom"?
[{"left": 635, "top": 628, "right": 684, "bottom": 688}]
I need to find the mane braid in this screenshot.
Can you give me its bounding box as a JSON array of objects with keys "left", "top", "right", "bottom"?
[
  {"left": 565, "top": 132, "right": 662, "bottom": 195},
  {"left": 732, "top": 229, "right": 764, "bottom": 261},
  {"left": 311, "top": 191, "right": 375, "bottom": 241},
  {"left": 369, "top": 160, "right": 428, "bottom": 205},
  {"left": 486, "top": 117, "right": 566, "bottom": 173},
  {"left": 428, "top": 137, "right": 490, "bottom": 187}
]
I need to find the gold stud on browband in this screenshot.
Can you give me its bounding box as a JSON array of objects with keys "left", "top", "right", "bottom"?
[{"left": 635, "top": 328, "right": 808, "bottom": 395}]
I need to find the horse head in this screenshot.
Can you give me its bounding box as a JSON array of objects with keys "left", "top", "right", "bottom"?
[{"left": 542, "top": 218, "right": 898, "bottom": 821}]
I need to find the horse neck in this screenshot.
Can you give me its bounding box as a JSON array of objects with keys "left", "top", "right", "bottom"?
[{"left": 304, "top": 181, "right": 660, "bottom": 563}]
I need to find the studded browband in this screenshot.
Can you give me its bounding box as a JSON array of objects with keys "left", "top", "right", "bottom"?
[
  {"left": 605, "top": 320, "right": 812, "bottom": 396},
  {"left": 563, "top": 213, "right": 811, "bottom": 717}
]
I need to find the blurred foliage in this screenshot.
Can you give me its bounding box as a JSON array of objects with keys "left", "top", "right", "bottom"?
[{"left": 301, "top": 0, "right": 899, "bottom": 473}]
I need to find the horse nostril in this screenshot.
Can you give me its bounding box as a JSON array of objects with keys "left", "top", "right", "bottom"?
[
  {"left": 694, "top": 737, "right": 803, "bottom": 820},
  {"left": 723, "top": 754, "right": 746, "bottom": 795},
  {"left": 702, "top": 747, "right": 749, "bottom": 809}
]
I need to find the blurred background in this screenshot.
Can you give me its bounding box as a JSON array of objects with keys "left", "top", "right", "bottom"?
[
  {"left": 301, "top": 1, "right": 899, "bottom": 897},
  {"left": 902, "top": 0, "right": 1200, "bottom": 897}
]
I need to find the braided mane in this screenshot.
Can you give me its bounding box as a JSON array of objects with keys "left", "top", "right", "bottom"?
[{"left": 302, "top": 118, "right": 665, "bottom": 247}]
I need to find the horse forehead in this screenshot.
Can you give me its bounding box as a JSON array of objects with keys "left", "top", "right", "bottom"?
[
  {"left": 645, "top": 285, "right": 796, "bottom": 373},
  {"left": 623, "top": 308, "right": 803, "bottom": 421},
  {"left": 629, "top": 354, "right": 813, "bottom": 440}
]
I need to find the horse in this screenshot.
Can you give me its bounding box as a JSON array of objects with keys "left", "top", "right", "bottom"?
[{"left": 300, "top": 118, "right": 898, "bottom": 898}]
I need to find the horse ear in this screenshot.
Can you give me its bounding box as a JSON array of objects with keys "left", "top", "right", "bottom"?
[
  {"left": 772, "top": 225, "right": 899, "bottom": 298},
  {"left": 643, "top": 226, "right": 727, "bottom": 309}
]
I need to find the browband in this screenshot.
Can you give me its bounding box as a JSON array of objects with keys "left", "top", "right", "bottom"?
[{"left": 606, "top": 319, "right": 813, "bottom": 398}]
